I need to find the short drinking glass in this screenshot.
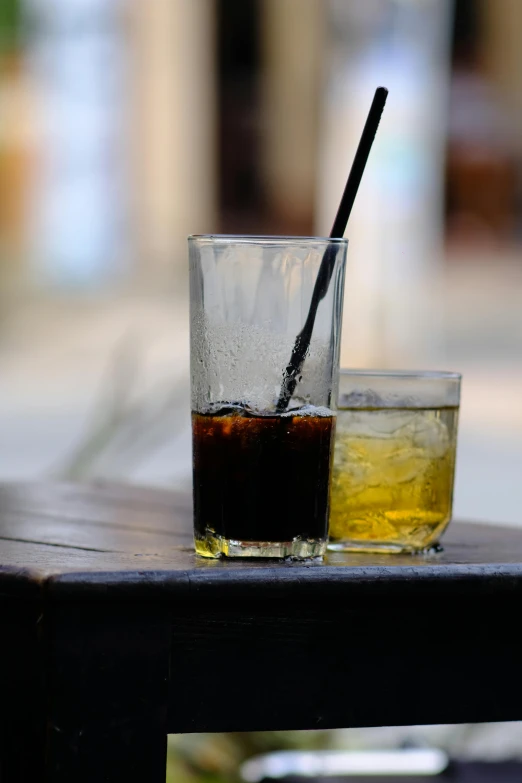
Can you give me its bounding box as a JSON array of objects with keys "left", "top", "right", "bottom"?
[
  {"left": 189, "top": 235, "right": 347, "bottom": 559},
  {"left": 329, "top": 370, "right": 461, "bottom": 553}
]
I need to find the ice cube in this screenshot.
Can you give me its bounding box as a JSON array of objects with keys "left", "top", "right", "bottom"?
[{"left": 411, "top": 415, "right": 449, "bottom": 458}]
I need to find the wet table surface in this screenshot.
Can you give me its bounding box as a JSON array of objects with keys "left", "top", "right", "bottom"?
[{"left": 1, "top": 482, "right": 522, "bottom": 782}]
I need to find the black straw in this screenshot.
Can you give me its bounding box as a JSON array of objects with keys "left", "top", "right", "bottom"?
[{"left": 276, "top": 87, "right": 388, "bottom": 412}]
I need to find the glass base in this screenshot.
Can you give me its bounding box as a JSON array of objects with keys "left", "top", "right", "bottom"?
[
  {"left": 327, "top": 539, "right": 443, "bottom": 555},
  {"left": 195, "top": 533, "right": 326, "bottom": 560}
]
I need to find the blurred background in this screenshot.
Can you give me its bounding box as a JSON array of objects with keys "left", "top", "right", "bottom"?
[{"left": 1, "top": 0, "right": 521, "bottom": 779}]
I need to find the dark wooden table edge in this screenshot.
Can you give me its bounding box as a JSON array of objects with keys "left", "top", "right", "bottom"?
[
  {"left": 3, "top": 561, "right": 522, "bottom": 601},
  {"left": 0, "top": 566, "right": 46, "bottom": 598}
]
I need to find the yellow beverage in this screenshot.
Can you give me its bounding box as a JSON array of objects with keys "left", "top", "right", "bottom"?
[{"left": 329, "top": 406, "right": 459, "bottom": 553}]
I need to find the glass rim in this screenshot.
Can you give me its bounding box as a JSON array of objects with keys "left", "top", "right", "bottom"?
[
  {"left": 340, "top": 369, "right": 461, "bottom": 381},
  {"left": 188, "top": 233, "right": 348, "bottom": 246}
]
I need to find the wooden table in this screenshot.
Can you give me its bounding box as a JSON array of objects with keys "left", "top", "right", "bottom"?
[{"left": 1, "top": 482, "right": 522, "bottom": 782}]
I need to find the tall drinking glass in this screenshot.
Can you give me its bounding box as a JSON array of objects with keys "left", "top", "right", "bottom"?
[{"left": 189, "top": 235, "right": 347, "bottom": 559}]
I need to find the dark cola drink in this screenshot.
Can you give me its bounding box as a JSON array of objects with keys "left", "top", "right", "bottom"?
[{"left": 192, "top": 403, "right": 335, "bottom": 558}]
